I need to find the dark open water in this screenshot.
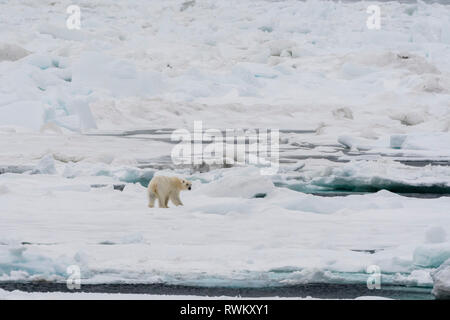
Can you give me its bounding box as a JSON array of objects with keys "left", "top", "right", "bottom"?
[{"left": 0, "top": 282, "right": 434, "bottom": 299}]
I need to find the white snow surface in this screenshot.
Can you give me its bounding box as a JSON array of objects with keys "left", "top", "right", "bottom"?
[
  {"left": 1, "top": 163, "right": 450, "bottom": 287},
  {"left": 1, "top": 0, "right": 450, "bottom": 294},
  {"left": 0, "top": 289, "right": 295, "bottom": 300},
  {"left": 431, "top": 258, "right": 450, "bottom": 299},
  {"left": 0, "top": 0, "right": 449, "bottom": 141}
]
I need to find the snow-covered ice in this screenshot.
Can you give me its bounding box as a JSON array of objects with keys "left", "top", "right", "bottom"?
[
  {"left": 431, "top": 258, "right": 450, "bottom": 299},
  {"left": 0, "top": 0, "right": 449, "bottom": 137},
  {"left": 1, "top": 0, "right": 450, "bottom": 298},
  {"left": 1, "top": 165, "right": 450, "bottom": 289}
]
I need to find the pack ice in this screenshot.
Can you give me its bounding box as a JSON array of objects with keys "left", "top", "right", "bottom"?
[{"left": 0, "top": 0, "right": 450, "bottom": 297}]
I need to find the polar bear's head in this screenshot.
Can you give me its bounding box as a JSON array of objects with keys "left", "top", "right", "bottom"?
[{"left": 179, "top": 178, "right": 192, "bottom": 191}]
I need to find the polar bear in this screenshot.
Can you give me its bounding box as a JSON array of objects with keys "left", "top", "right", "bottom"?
[{"left": 147, "top": 176, "right": 192, "bottom": 208}]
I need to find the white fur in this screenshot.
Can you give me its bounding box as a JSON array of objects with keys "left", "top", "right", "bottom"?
[{"left": 147, "top": 176, "right": 191, "bottom": 208}]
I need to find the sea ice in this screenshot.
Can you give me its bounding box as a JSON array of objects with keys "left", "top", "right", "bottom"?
[
  {"left": 413, "top": 244, "right": 450, "bottom": 268},
  {"left": 431, "top": 258, "right": 450, "bottom": 299},
  {"left": 425, "top": 226, "right": 447, "bottom": 244},
  {"left": 0, "top": 43, "right": 30, "bottom": 62},
  {"left": 33, "top": 154, "right": 57, "bottom": 175},
  {"left": 0, "top": 0, "right": 449, "bottom": 295}
]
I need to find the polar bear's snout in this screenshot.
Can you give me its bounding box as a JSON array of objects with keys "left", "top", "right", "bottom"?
[{"left": 180, "top": 178, "right": 192, "bottom": 191}]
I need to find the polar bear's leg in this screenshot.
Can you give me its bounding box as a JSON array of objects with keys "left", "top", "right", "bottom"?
[
  {"left": 164, "top": 195, "right": 170, "bottom": 208},
  {"left": 170, "top": 191, "right": 183, "bottom": 206},
  {"left": 157, "top": 194, "right": 166, "bottom": 208},
  {"left": 148, "top": 190, "right": 156, "bottom": 208}
]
